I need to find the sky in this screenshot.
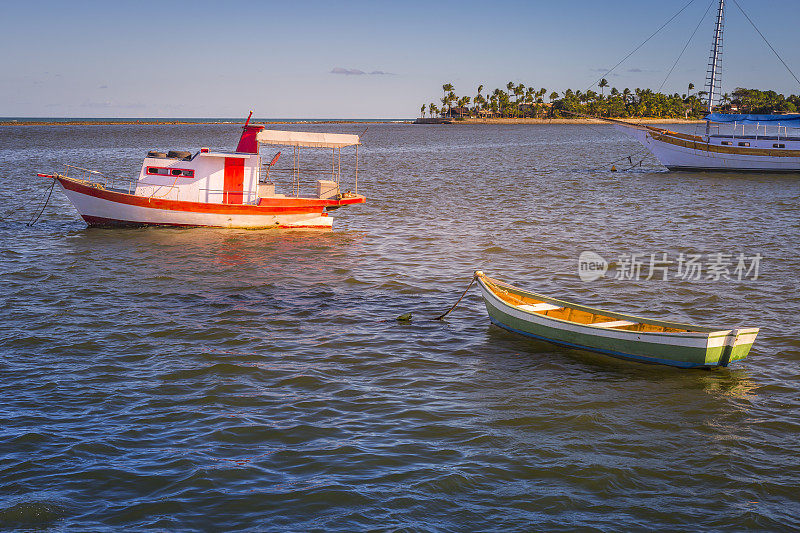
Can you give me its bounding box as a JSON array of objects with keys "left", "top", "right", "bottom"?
[{"left": 2, "top": 0, "right": 799, "bottom": 118}]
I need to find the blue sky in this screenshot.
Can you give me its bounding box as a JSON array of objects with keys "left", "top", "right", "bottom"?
[{"left": 2, "top": 0, "right": 799, "bottom": 118}]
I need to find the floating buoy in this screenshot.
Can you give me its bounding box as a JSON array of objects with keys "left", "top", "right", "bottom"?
[{"left": 610, "top": 165, "right": 618, "bottom": 172}]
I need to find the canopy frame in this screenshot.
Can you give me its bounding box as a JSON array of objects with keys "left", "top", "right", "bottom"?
[
  {"left": 256, "top": 129, "right": 361, "bottom": 149},
  {"left": 256, "top": 130, "right": 360, "bottom": 198}
]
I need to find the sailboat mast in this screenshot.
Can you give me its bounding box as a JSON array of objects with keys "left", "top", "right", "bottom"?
[{"left": 705, "top": 0, "right": 725, "bottom": 132}]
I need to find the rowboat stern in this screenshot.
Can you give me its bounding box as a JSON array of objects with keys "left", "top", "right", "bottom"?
[{"left": 718, "top": 327, "right": 759, "bottom": 367}]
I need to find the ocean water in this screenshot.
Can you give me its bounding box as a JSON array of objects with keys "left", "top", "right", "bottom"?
[{"left": 0, "top": 122, "right": 798, "bottom": 530}]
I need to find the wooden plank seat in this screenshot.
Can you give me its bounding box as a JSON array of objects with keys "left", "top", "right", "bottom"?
[
  {"left": 518, "top": 303, "right": 562, "bottom": 313},
  {"left": 592, "top": 320, "right": 636, "bottom": 328}
]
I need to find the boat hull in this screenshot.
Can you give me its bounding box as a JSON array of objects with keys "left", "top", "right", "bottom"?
[
  {"left": 617, "top": 124, "right": 800, "bottom": 172},
  {"left": 477, "top": 276, "right": 757, "bottom": 368},
  {"left": 54, "top": 176, "right": 364, "bottom": 229}
]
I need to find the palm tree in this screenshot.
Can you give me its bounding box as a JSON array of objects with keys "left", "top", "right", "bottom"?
[
  {"left": 525, "top": 87, "right": 536, "bottom": 117},
  {"left": 549, "top": 91, "right": 559, "bottom": 103},
  {"left": 475, "top": 85, "right": 484, "bottom": 116},
  {"left": 447, "top": 91, "right": 457, "bottom": 116},
  {"left": 441, "top": 83, "right": 454, "bottom": 115},
  {"left": 457, "top": 96, "right": 471, "bottom": 117},
  {"left": 499, "top": 91, "right": 510, "bottom": 117},
  {"left": 420, "top": 104, "right": 426, "bottom": 118},
  {"left": 687, "top": 82, "right": 695, "bottom": 97},
  {"left": 474, "top": 94, "right": 486, "bottom": 116},
  {"left": 514, "top": 83, "right": 525, "bottom": 117},
  {"left": 598, "top": 78, "right": 609, "bottom": 97},
  {"left": 430, "top": 104, "right": 439, "bottom": 117}
]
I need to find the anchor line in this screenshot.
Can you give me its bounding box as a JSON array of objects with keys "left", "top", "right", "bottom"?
[
  {"left": 0, "top": 193, "right": 38, "bottom": 222},
  {"left": 27, "top": 178, "right": 56, "bottom": 226},
  {"left": 434, "top": 275, "right": 477, "bottom": 320}
]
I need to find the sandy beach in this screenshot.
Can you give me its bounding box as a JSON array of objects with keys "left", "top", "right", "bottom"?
[
  {"left": 452, "top": 117, "right": 704, "bottom": 125},
  {"left": 0, "top": 119, "right": 412, "bottom": 126}
]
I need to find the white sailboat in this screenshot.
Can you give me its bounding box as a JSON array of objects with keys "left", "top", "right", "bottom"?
[{"left": 617, "top": 0, "right": 800, "bottom": 172}]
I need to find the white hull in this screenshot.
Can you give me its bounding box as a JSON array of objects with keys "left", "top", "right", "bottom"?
[
  {"left": 617, "top": 124, "right": 800, "bottom": 172},
  {"left": 58, "top": 182, "right": 334, "bottom": 229}
]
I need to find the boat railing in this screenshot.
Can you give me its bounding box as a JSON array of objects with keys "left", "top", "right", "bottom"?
[
  {"left": 197, "top": 188, "right": 260, "bottom": 204},
  {"left": 754, "top": 123, "right": 789, "bottom": 140},
  {"left": 62, "top": 163, "right": 136, "bottom": 194},
  {"left": 709, "top": 122, "right": 793, "bottom": 142},
  {"left": 257, "top": 145, "right": 359, "bottom": 199},
  {"left": 258, "top": 167, "right": 343, "bottom": 198}
]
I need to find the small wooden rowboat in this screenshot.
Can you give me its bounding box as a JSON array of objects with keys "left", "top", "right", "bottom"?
[{"left": 475, "top": 271, "right": 758, "bottom": 368}]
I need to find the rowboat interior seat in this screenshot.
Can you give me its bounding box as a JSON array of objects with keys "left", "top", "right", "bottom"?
[
  {"left": 518, "top": 303, "right": 562, "bottom": 313},
  {"left": 592, "top": 320, "right": 636, "bottom": 328}
]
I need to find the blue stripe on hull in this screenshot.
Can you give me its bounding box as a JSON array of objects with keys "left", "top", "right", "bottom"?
[{"left": 488, "top": 316, "right": 718, "bottom": 369}]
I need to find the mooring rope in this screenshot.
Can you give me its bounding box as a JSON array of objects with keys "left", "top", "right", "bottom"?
[
  {"left": 434, "top": 275, "right": 477, "bottom": 320},
  {"left": 27, "top": 178, "right": 55, "bottom": 226},
  {"left": 0, "top": 197, "right": 36, "bottom": 222}
]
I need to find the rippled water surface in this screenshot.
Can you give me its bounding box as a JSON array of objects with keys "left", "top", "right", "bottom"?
[{"left": 1, "top": 123, "right": 799, "bottom": 530}]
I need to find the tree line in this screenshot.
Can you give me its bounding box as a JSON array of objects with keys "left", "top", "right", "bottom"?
[{"left": 420, "top": 81, "right": 800, "bottom": 119}]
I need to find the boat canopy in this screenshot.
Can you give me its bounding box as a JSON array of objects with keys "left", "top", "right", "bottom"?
[
  {"left": 705, "top": 113, "right": 800, "bottom": 126},
  {"left": 256, "top": 129, "right": 360, "bottom": 149}
]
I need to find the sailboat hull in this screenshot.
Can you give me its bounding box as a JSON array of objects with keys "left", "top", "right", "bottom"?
[{"left": 617, "top": 124, "right": 800, "bottom": 172}]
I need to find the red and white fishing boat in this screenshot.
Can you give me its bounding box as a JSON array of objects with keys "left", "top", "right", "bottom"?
[{"left": 37, "top": 114, "right": 366, "bottom": 229}]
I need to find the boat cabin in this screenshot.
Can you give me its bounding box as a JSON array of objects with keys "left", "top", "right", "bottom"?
[
  {"left": 704, "top": 113, "right": 800, "bottom": 150},
  {"left": 133, "top": 123, "right": 361, "bottom": 205}
]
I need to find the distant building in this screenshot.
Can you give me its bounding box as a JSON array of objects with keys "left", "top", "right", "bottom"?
[{"left": 448, "top": 105, "right": 470, "bottom": 117}]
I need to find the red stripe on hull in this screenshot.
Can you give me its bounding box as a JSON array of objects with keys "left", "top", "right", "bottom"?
[{"left": 56, "top": 176, "right": 364, "bottom": 215}]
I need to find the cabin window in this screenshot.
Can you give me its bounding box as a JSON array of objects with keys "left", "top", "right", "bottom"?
[
  {"left": 146, "top": 167, "right": 169, "bottom": 175},
  {"left": 721, "top": 141, "right": 732, "bottom": 146},
  {"left": 774, "top": 143, "right": 786, "bottom": 148},
  {"left": 738, "top": 142, "right": 750, "bottom": 147},
  {"left": 146, "top": 167, "right": 193, "bottom": 177}
]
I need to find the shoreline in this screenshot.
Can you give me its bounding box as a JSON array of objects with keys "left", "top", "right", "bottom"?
[
  {"left": 0, "top": 117, "right": 704, "bottom": 126},
  {"left": 0, "top": 119, "right": 413, "bottom": 126},
  {"left": 452, "top": 117, "right": 704, "bottom": 125}
]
